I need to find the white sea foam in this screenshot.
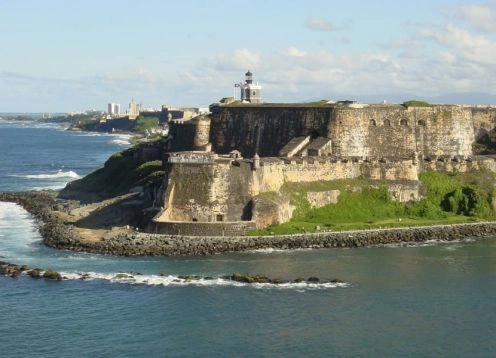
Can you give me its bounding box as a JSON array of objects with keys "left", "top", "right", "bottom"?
[
  {"left": 248, "top": 247, "right": 314, "bottom": 254},
  {"left": 24, "top": 170, "right": 81, "bottom": 180},
  {"left": 371, "top": 238, "right": 477, "bottom": 249},
  {"left": 111, "top": 138, "right": 131, "bottom": 146},
  {"left": 248, "top": 248, "right": 288, "bottom": 253},
  {"left": 74, "top": 132, "right": 103, "bottom": 137},
  {"left": 53, "top": 271, "right": 349, "bottom": 290},
  {"left": 32, "top": 184, "right": 67, "bottom": 191},
  {"left": 109, "top": 134, "right": 133, "bottom": 146}
]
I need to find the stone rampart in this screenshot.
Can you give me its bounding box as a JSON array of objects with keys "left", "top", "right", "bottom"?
[
  {"left": 421, "top": 156, "right": 496, "bottom": 173},
  {"left": 253, "top": 157, "right": 418, "bottom": 193},
  {"left": 209, "top": 105, "right": 334, "bottom": 157},
  {"left": 329, "top": 106, "right": 476, "bottom": 158},
  {"left": 209, "top": 104, "right": 496, "bottom": 159},
  {"left": 154, "top": 154, "right": 422, "bottom": 234}
]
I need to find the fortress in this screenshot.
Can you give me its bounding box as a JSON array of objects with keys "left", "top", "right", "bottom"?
[{"left": 151, "top": 71, "right": 496, "bottom": 236}]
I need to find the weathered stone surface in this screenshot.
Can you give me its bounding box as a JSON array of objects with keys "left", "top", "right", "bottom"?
[
  {"left": 42, "top": 222, "right": 496, "bottom": 256},
  {"left": 209, "top": 104, "right": 495, "bottom": 159},
  {"left": 28, "top": 269, "right": 42, "bottom": 279},
  {"left": 42, "top": 269, "right": 62, "bottom": 281},
  {"left": 307, "top": 190, "right": 341, "bottom": 208}
]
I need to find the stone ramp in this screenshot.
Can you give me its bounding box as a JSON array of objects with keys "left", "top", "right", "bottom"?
[
  {"left": 279, "top": 136, "right": 332, "bottom": 157},
  {"left": 279, "top": 136, "right": 310, "bottom": 157}
]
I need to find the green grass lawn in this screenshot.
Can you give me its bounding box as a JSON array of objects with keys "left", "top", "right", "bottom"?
[{"left": 249, "top": 171, "right": 496, "bottom": 236}]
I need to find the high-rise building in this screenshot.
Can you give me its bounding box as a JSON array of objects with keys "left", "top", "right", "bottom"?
[
  {"left": 108, "top": 103, "right": 121, "bottom": 115},
  {"left": 128, "top": 99, "right": 141, "bottom": 120}
]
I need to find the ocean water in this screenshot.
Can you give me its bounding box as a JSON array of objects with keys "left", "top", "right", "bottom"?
[{"left": 0, "top": 121, "right": 495, "bottom": 357}]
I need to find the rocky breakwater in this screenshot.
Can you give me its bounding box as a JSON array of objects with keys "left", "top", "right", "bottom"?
[
  {"left": 43, "top": 222, "right": 496, "bottom": 256},
  {"left": 0, "top": 191, "right": 80, "bottom": 248},
  {"left": 0, "top": 261, "right": 62, "bottom": 280},
  {"left": 3, "top": 191, "right": 496, "bottom": 256}
]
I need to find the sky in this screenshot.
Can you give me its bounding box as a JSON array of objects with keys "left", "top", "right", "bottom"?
[{"left": 2, "top": 0, "right": 496, "bottom": 112}]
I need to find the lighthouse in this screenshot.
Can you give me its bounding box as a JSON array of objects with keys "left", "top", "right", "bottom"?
[{"left": 238, "top": 70, "right": 262, "bottom": 103}]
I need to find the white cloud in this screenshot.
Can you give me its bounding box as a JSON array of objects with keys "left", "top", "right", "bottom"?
[
  {"left": 305, "top": 16, "right": 335, "bottom": 32},
  {"left": 283, "top": 47, "right": 307, "bottom": 57},
  {"left": 191, "top": 37, "right": 496, "bottom": 103},
  {"left": 206, "top": 48, "right": 262, "bottom": 72},
  {"left": 420, "top": 23, "right": 496, "bottom": 66},
  {"left": 451, "top": 3, "right": 496, "bottom": 33},
  {"left": 9, "top": 10, "right": 496, "bottom": 111}
]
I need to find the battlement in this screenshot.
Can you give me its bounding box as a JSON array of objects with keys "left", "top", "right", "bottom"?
[{"left": 167, "top": 152, "right": 217, "bottom": 164}]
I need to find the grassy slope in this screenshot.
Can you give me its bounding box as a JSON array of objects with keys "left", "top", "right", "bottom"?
[
  {"left": 133, "top": 116, "right": 159, "bottom": 133},
  {"left": 250, "top": 171, "right": 496, "bottom": 235},
  {"left": 63, "top": 142, "right": 164, "bottom": 198}
]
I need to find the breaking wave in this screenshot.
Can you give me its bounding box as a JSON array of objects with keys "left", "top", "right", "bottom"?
[
  {"left": 23, "top": 170, "right": 81, "bottom": 180},
  {"left": 31, "top": 184, "right": 67, "bottom": 191},
  {"left": 110, "top": 138, "right": 131, "bottom": 146},
  {"left": 109, "top": 133, "right": 133, "bottom": 146},
  {"left": 50, "top": 271, "right": 350, "bottom": 290}
]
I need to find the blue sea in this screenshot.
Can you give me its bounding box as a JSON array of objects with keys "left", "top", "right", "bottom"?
[{"left": 0, "top": 120, "right": 495, "bottom": 357}]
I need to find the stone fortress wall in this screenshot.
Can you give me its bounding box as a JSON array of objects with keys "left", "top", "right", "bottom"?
[
  {"left": 208, "top": 103, "right": 496, "bottom": 159},
  {"left": 154, "top": 103, "right": 496, "bottom": 236}
]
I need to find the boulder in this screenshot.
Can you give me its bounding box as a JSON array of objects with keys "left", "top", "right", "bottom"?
[
  {"left": 43, "top": 269, "right": 62, "bottom": 281},
  {"left": 28, "top": 269, "right": 42, "bottom": 278}
]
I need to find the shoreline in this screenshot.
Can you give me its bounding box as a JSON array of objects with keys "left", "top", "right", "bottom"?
[{"left": 1, "top": 191, "right": 496, "bottom": 256}]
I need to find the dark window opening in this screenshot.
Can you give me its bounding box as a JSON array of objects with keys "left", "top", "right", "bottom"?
[
  {"left": 216, "top": 214, "right": 223, "bottom": 222},
  {"left": 192, "top": 218, "right": 198, "bottom": 222},
  {"left": 418, "top": 119, "right": 426, "bottom": 126},
  {"left": 370, "top": 119, "right": 376, "bottom": 126},
  {"left": 384, "top": 119, "right": 391, "bottom": 126},
  {"left": 400, "top": 119, "right": 408, "bottom": 126}
]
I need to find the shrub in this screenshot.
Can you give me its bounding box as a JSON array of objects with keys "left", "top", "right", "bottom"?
[
  {"left": 133, "top": 116, "right": 159, "bottom": 133},
  {"left": 402, "top": 100, "right": 431, "bottom": 108},
  {"left": 442, "top": 186, "right": 492, "bottom": 217}
]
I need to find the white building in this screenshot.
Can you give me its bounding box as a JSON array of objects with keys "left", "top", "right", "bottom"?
[
  {"left": 108, "top": 103, "right": 121, "bottom": 115},
  {"left": 236, "top": 70, "right": 262, "bottom": 103}
]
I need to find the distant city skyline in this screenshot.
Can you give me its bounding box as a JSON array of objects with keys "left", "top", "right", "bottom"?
[{"left": 2, "top": 0, "right": 496, "bottom": 111}]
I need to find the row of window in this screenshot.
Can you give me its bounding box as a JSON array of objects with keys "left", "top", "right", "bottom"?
[{"left": 369, "top": 119, "right": 426, "bottom": 126}]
